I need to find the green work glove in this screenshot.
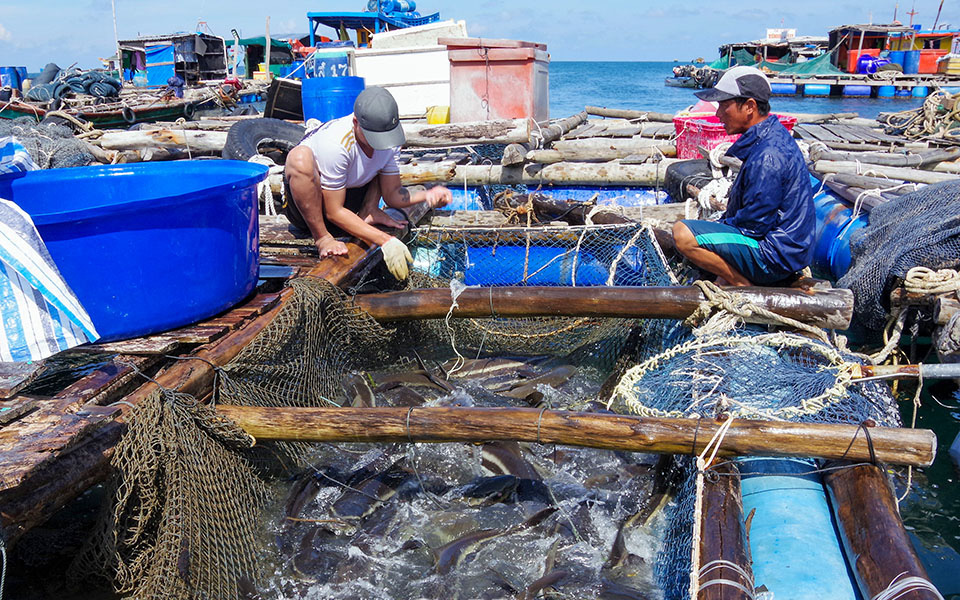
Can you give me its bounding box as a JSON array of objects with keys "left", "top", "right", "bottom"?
[{"left": 381, "top": 237, "right": 413, "bottom": 280}]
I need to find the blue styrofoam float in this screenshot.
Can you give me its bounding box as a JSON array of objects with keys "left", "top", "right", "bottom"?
[{"left": 0, "top": 161, "right": 268, "bottom": 342}]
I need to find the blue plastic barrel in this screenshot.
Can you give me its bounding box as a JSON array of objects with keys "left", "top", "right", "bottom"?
[
  {"left": 888, "top": 50, "right": 906, "bottom": 67},
  {"left": 877, "top": 85, "right": 896, "bottom": 98},
  {"left": 739, "top": 458, "right": 858, "bottom": 600},
  {"left": 770, "top": 83, "right": 798, "bottom": 96},
  {"left": 904, "top": 50, "right": 921, "bottom": 74},
  {"left": 0, "top": 161, "right": 267, "bottom": 341},
  {"left": 912, "top": 85, "right": 929, "bottom": 98},
  {"left": 804, "top": 83, "right": 831, "bottom": 97},
  {"left": 842, "top": 84, "right": 871, "bottom": 96},
  {"left": 896, "top": 89, "right": 912, "bottom": 97},
  {"left": 301, "top": 76, "right": 365, "bottom": 122},
  {"left": 0, "top": 67, "right": 20, "bottom": 90},
  {"left": 812, "top": 188, "right": 869, "bottom": 279}
]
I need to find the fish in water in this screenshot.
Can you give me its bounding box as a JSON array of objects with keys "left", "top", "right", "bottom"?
[
  {"left": 330, "top": 465, "right": 412, "bottom": 527},
  {"left": 517, "top": 569, "right": 571, "bottom": 600},
  {"left": 495, "top": 365, "right": 577, "bottom": 400},
  {"left": 442, "top": 356, "right": 548, "bottom": 380},
  {"left": 434, "top": 506, "right": 558, "bottom": 575},
  {"left": 341, "top": 372, "right": 376, "bottom": 408},
  {"left": 481, "top": 441, "right": 542, "bottom": 480}
]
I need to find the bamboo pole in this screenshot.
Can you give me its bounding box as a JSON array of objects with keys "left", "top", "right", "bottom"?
[
  {"left": 214, "top": 406, "right": 936, "bottom": 467},
  {"left": 403, "top": 118, "right": 531, "bottom": 147},
  {"left": 585, "top": 106, "right": 675, "bottom": 122},
  {"left": 814, "top": 160, "right": 959, "bottom": 184},
  {"left": 698, "top": 462, "right": 753, "bottom": 600},
  {"left": 350, "top": 286, "right": 855, "bottom": 330},
  {"left": 824, "top": 463, "right": 941, "bottom": 599},
  {"left": 425, "top": 161, "right": 675, "bottom": 186}
]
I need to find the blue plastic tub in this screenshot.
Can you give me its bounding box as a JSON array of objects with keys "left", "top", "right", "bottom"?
[
  {"left": 739, "top": 458, "right": 858, "bottom": 600},
  {"left": 804, "top": 83, "right": 831, "bottom": 97},
  {"left": 302, "top": 76, "right": 365, "bottom": 122},
  {"left": 0, "top": 161, "right": 268, "bottom": 342}
]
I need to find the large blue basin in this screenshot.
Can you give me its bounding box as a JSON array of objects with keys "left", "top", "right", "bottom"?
[{"left": 0, "top": 161, "right": 268, "bottom": 342}]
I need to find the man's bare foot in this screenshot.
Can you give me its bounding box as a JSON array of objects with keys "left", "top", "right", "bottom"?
[
  {"left": 363, "top": 207, "right": 408, "bottom": 229},
  {"left": 316, "top": 234, "right": 348, "bottom": 258}
]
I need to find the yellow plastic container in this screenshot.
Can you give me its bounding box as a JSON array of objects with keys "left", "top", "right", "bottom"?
[
  {"left": 426, "top": 105, "right": 450, "bottom": 124},
  {"left": 252, "top": 71, "right": 270, "bottom": 81}
]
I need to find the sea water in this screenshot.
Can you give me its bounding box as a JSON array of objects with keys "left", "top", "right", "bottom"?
[{"left": 550, "top": 61, "right": 926, "bottom": 120}]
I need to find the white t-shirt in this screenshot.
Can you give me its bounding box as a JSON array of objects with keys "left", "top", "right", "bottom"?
[{"left": 298, "top": 114, "right": 400, "bottom": 191}]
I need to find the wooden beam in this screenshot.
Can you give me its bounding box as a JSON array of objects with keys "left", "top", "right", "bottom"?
[
  {"left": 698, "top": 462, "right": 753, "bottom": 600},
  {"left": 585, "top": 106, "right": 675, "bottom": 122},
  {"left": 403, "top": 118, "right": 531, "bottom": 148},
  {"left": 824, "top": 463, "right": 941, "bottom": 599},
  {"left": 351, "top": 286, "right": 855, "bottom": 330},
  {"left": 214, "top": 406, "right": 937, "bottom": 467}
]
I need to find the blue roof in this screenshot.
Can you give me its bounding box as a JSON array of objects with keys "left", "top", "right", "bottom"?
[{"left": 307, "top": 10, "right": 440, "bottom": 31}]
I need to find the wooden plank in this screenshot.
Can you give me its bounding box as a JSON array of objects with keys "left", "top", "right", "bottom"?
[
  {"left": 822, "top": 123, "right": 868, "bottom": 143},
  {"left": 804, "top": 124, "right": 845, "bottom": 143},
  {"left": 81, "top": 335, "right": 181, "bottom": 355},
  {"left": 0, "top": 362, "right": 44, "bottom": 399},
  {"left": 793, "top": 125, "right": 819, "bottom": 142},
  {"left": 0, "top": 399, "right": 38, "bottom": 426},
  {"left": 168, "top": 325, "right": 230, "bottom": 344}
]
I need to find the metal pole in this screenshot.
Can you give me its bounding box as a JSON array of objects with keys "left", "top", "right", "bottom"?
[
  {"left": 111, "top": 0, "right": 121, "bottom": 84},
  {"left": 264, "top": 15, "right": 271, "bottom": 80}
]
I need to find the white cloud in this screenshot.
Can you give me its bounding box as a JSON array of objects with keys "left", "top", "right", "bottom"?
[{"left": 0, "top": 23, "right": 11, "bottom": 42}]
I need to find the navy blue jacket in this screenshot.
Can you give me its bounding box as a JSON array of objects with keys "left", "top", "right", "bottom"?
[{"left": 722, "top": 115, "right": 814, "bottom": 276}]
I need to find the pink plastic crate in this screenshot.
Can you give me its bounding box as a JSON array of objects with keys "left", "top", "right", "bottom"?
[{"left": 672, "top": 114, "right": 798, "bottom": 160}]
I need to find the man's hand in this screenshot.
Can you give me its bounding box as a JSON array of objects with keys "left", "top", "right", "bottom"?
[
  {"left": 424, "top": 186, "right": 453, "bottom": 209},
  {"left": 381, "top": 237, "right": 413, "bottom": 280}
]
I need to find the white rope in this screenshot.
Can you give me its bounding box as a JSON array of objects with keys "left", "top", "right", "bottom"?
[
  {"left": 904, "top": 266, "right": 960, "bottom": 295},
  {"left": 444, "top": 279, "right": 469, "bottom": 376},
  {"left": 871, "top": 572, "right": 944, "bottom": 600}
]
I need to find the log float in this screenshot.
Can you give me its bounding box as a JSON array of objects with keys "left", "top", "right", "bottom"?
[
  {"left": 697, "top": 462, "right": 753, "bottom": 600},
  {"left": 823, "top": 463, "right": 942, "bottom": 599},
  {"left": 402, "top": 118, "right": 531, "bottom": 147},
  {"left": 351, "top": 286, "right": 855, "bottom": 330},
  {"left": 813, "top": 160, "right": 959, "bottom": 185},
  {"left": 400, "top": 161, "right": 676, "bottom": 186},
  {"left": 501, "top": 111, "right": 588, "bottom": 166},
  {"left": 213, "top": 406, "right": 936, "bottom": 467},
  {"left": 585, "top": 106, "right": 675, "bottom": 122}
]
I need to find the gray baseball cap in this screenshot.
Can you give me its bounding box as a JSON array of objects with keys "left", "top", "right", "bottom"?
[
  {"left": 695, "top": 66, "right": 772, "bottom": 103},
  {"left": 354, "top": 86, "right": 405, "bottom": 150}
]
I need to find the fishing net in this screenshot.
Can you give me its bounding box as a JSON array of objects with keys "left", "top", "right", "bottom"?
[
  {"left": 838, "top": 179, "right": 960, "bottom": 334},
  {"left": 404, "top": 221, "right": 678, "bottom": 368},
  {"left": 0, "top": 117, "right": 95, "bottom": 168}
]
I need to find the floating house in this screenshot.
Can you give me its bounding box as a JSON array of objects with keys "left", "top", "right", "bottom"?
[
  {"left": 828, "top": 23, "right": 960, "bottom": 74},
  {"left": 118, "top": 32, "right": 227, "bottom": 86},
  {"left": 718, "top": 29, "right": 829, "bottom": 65}
]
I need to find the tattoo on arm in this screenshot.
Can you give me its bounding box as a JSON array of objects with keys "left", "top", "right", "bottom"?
[{"left": 398, "top": 187, "right": 410, "bottom": 204}]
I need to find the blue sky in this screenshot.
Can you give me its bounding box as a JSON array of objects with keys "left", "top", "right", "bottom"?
[{"left": 1, "top": 1, "right": 959, "bottom": 70}]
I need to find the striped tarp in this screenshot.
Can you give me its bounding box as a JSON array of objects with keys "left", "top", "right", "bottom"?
[{"left": 0, "top": 138, "right": 99, "bottom": 361}]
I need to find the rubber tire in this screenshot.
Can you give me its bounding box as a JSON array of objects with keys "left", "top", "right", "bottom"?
[
  {"left": 183, "top": 102, "right": 196, "bottom": 119},
  {"left": 122, "top": 106, "right": 136, "bottom": 124},
  {"left": 664, "top": 159, "right": 714, "bottom": 203},
  {"left": 221, "top": 118, "right": 306, "bottom": 162}
]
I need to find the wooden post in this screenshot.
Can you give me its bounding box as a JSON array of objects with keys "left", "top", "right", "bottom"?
[
  {"left": 213, "top": 406, "right": 937, "bottom": 467},
  {"left": 823, "top": 463, "right": 942, "bottom": 599},
  {"left": 350, "top": 286, "right": 855, "bottom": 330},
  {"left": 698, "top": 462, "right": 753, "bottom": 600}
]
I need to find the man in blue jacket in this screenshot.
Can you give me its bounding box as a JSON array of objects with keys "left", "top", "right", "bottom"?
[{"left": 673, "top": 66, "right": 814, "bottom": 286}]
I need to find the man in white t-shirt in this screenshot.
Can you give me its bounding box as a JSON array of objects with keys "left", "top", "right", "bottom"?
[{"left": 284, "top": 86, "right": 452, "bottom": 279}]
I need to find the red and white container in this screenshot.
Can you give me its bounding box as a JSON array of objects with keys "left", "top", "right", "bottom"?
[
  {"left": 672, "top": 114, "right": 798, "bottom": 160},
  {"left": 441, "top": 37, "right": 549, "bottom": 123}
]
